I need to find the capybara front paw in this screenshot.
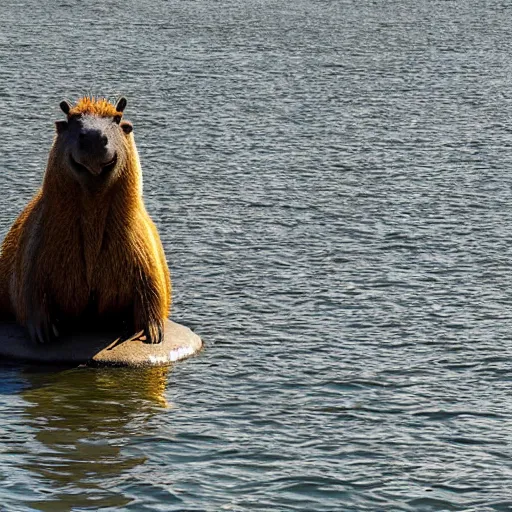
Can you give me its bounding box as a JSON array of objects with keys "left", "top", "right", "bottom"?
[
  {"left": 144, "top": 319, "right": 164, "bottom": 344},
  {"left": 27, "top": 316, "right": 57, "bottom": 345}
]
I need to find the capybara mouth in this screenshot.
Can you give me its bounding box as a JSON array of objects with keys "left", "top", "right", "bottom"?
[
  {"left": 101, "top": 153, "right": 117, "bottom": 175},
  {"left": 69, "top": 154, "right": 89, "bottom": 174},
  {"left": 69, "top": 153, "right": 117, "bottom": 176}
]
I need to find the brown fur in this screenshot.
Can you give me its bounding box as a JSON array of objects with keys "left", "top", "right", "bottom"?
[
  {"left": 0, "top": 97, "right": 171, "bottom": 343},
  {"left": 69, "top": 96, "right": 121, "bottom": 118}
]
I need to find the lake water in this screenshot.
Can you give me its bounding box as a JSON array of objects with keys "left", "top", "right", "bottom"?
[{"left": 0, "top": 0, "right": 512, "bottom": 510}]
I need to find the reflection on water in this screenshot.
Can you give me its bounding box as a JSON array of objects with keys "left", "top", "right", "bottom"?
[{"left": 17, "top": 366, "right": 171, "bottom": 511}]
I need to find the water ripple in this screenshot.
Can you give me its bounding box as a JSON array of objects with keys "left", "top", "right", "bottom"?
[{"left": 1, "top": 0, "right": 512, "bottom": 510}]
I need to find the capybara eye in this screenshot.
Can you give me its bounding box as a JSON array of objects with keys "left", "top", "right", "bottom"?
[{"left": 113, "top": 115, "right": 122, "bottom": 124}]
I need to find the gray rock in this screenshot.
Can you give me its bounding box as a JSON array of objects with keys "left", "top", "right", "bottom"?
[{"left": 0, "top": 319, "right": 202, "bottom": 367}]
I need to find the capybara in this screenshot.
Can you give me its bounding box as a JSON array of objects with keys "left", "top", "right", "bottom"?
[{"left": 0, "top": 96, "right": 171, "bottom": 344}]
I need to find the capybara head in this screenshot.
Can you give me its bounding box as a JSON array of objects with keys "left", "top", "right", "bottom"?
[{"left": 54, "top": 96, "right": 134, "bottom": 188}]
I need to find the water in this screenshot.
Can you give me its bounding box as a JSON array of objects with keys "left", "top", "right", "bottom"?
[{"left": 0, "top": 0, "right": 512, "bottom": 509}]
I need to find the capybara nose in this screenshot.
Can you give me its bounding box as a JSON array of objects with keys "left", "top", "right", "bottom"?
[{"left": 79, "top": 130, "right": 108, "bottom": 154}]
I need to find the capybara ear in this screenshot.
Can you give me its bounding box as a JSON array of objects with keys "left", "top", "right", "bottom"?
[
  {"left": 59, "top": 100, "right": 71, "bottom": 115},
  {"left": 120, "top": 120, "right": 133, "bottom": 134},
  {"left": 116, "top": 97, "right": 127, "bottom": 113},
  {"left": 55, "top": 120, "right": 68, "bottom": 133}
]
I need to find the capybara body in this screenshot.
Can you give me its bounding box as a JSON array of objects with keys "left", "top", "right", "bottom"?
[{"left": 0, "top": 96, "right": 171, "bottom": 344}]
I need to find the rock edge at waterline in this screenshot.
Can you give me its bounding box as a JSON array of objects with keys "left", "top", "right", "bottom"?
[{"left": 0, "top": 319, "right": 202, "bottom": 367}]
